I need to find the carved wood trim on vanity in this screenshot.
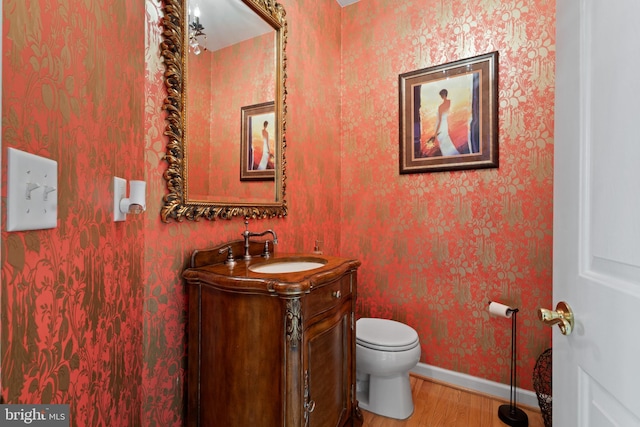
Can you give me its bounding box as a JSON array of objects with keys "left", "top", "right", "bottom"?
[{"left": 286, "top": 298, "right": 303, "bottom": 348}]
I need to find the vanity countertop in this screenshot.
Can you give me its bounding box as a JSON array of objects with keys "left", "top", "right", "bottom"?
[{"left": 183, "top": 250, "right": 361, "bottom": 295}]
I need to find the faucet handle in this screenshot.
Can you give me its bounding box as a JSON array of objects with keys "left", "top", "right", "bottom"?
[
  {"left": 262, "top": 240, "right": 272, "bottom": 259},
  {"left": 218, "top": 245, "right": 236, "bottom": 267}
]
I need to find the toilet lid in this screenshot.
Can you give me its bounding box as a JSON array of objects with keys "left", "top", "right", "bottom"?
[{"left": 356, "top": 318, "right": 419, "bottom": 352}]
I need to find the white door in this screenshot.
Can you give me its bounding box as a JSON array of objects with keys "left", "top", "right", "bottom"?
[{"left": 552, "top": 0, "right": 640, "bottom": 426}]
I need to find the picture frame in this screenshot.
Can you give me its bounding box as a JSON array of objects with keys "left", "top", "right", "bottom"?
[
  {"left": 240, "top": 101, "right": 276, "bottom": 181},
  {"left": 398, "top": 51, "right": 499, "bottom": 174}
]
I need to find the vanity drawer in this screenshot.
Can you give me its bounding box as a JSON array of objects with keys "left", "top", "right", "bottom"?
[{"left": 306, "top": 275, "right": 352, "bottom": 318}]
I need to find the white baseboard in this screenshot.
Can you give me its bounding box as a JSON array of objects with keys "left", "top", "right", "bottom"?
[{"left": 411, "top": 362, "right": 540, "bottom": 409}]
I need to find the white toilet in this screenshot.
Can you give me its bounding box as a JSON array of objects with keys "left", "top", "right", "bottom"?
[{"left": 355, "top": 318, "right": 421, "bottom": 420}]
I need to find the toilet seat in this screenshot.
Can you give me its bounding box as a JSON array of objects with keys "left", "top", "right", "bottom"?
[{"left": 356, "top": 318, "right": 419, "bottom": 352}]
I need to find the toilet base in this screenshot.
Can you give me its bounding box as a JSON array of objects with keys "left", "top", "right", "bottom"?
[{"left": 356, "top": 372, "right": 414, "bottom": 420}]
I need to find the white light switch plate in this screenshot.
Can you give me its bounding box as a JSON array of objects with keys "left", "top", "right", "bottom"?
[{"left": 7, "top": 148, "right": 58, "bottom": 231}]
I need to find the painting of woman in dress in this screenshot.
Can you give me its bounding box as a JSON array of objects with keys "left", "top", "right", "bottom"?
[
  {"left": 241, "top": 101, "right": 276, "bottom": 181},
  {"left": 415, "top": 72, "right": 481, "bottom": 158},
  {"left": 249, "top": 113, "right": 275, "bottom": 171},
  {"left": 400, "top": 51, "right": 498, "bottom": 174}
]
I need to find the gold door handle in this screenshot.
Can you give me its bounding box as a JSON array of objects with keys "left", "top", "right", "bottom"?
[{"left": 538, "top": 301, "right": 574, "bottom": 335}]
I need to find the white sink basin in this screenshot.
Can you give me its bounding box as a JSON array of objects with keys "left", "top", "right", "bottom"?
[{"left": 249, "top": 258, "right": 326, "bottom": 274}]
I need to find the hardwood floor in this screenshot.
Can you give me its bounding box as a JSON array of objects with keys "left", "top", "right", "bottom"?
[{"left": 361, "top": 374, "right": 546, "bottom": 427}]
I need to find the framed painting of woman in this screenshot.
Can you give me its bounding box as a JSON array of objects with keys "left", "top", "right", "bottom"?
[{"left": 399, "top": 52, "right": 499, "bottom": 174}]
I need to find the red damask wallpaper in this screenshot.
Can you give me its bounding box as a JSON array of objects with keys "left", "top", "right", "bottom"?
[
  {"left": 2, "top": 0, "right": 553, "bottom": 425},
  {"left": 186, "top": 50, "right": 213, "bottom": 197},
  {"left": 340, "top": 0, "right": 554, "bottom": 390},
  {"left": 2, "top": 0, "right": 145, "bottom": 425}
]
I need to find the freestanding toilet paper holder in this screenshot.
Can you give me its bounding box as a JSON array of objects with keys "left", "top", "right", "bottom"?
[{"left": 489, "top": 301, "right": 528, "bottom": 427}]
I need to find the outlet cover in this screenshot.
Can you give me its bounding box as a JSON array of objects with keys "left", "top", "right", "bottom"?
[{"left": 7, "top": 148, "right": 58, "bottom": 231}]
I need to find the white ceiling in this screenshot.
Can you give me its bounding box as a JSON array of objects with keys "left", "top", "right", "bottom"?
[
  {"left": 192, "top": 0, "right": 273, "bottom": 52},
  {"left": 192, "top": 0, "right": 361, "bottom": 53}
]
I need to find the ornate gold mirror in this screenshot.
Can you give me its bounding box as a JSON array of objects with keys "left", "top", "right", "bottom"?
[{"left": 161, "top": 0, "right": 287, "bottom": 221}]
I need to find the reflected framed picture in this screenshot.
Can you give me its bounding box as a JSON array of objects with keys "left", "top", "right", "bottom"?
[
  {"left": 399, "top": 51, "right": 499, "bottom": 174},
  {"left": 240, "top": 101, "right": 276, "bottom": 181}
]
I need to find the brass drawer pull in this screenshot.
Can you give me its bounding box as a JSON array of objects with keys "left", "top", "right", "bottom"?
[{"left": 332, "top": 290, "right": 341, "bottom": 299}]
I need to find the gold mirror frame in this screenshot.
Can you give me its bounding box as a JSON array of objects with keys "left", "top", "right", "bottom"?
[{"left": 160, "top": 0, "right": 288, "bottom": 222}]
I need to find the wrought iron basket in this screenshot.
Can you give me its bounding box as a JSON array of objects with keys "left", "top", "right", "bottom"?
[{"left": 533, "top": 348, "right": 552, "bottom": 427}]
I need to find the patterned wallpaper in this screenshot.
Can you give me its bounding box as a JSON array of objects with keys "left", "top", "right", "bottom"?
[
  {"left": 341, "top": 0, "right": 554, "bottom": 390},
  {"left": 185, "top": 50, "right": 213, "bottom": 197},
  {"left": 2, "top": 0, "right": 145, "bottom": 425},
  {"left": 1, "top": 0, "right": 552, "bottom": 425}
]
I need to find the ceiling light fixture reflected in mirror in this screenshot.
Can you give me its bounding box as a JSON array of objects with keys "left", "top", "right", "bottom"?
[{"left": 189, "top": 6, "right": 206, "bottom": 55}]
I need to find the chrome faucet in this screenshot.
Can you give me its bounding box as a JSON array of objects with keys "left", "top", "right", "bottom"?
[{"left": 242, "top": 219, "right": 278, "bottom": 260}]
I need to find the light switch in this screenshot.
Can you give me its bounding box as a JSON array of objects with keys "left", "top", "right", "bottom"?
[{"left": 7, "top": 148, "right": 58, "bottom": 231}]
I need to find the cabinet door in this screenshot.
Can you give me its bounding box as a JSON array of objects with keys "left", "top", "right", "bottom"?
[
  {"left": 304, "top": 301, "right": 352, "bottom": 427},
  {"left": 190, "top": 285, "right": 285, "bottom": 427}
]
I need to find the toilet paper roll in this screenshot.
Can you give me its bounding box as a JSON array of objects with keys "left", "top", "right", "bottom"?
[{"left": 489, "top": 301, "right": 513, "bottom": 318}]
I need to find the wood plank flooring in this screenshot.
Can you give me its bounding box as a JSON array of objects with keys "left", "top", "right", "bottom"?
[{"left": 362, "top": 375, "right": 545, "bottom": 427}]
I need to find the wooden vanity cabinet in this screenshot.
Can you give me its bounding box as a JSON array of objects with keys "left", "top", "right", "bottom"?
[{"left": 183, "top": 244, "right": 363, "bottom": 427}]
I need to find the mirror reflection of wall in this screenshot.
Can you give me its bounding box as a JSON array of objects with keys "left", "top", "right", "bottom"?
[
  {"left": 186, "top": 50, "right": 213, "bottom": 198},
  {"left": 185, "top": 0, "right": 276, "bottom": 203}
]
